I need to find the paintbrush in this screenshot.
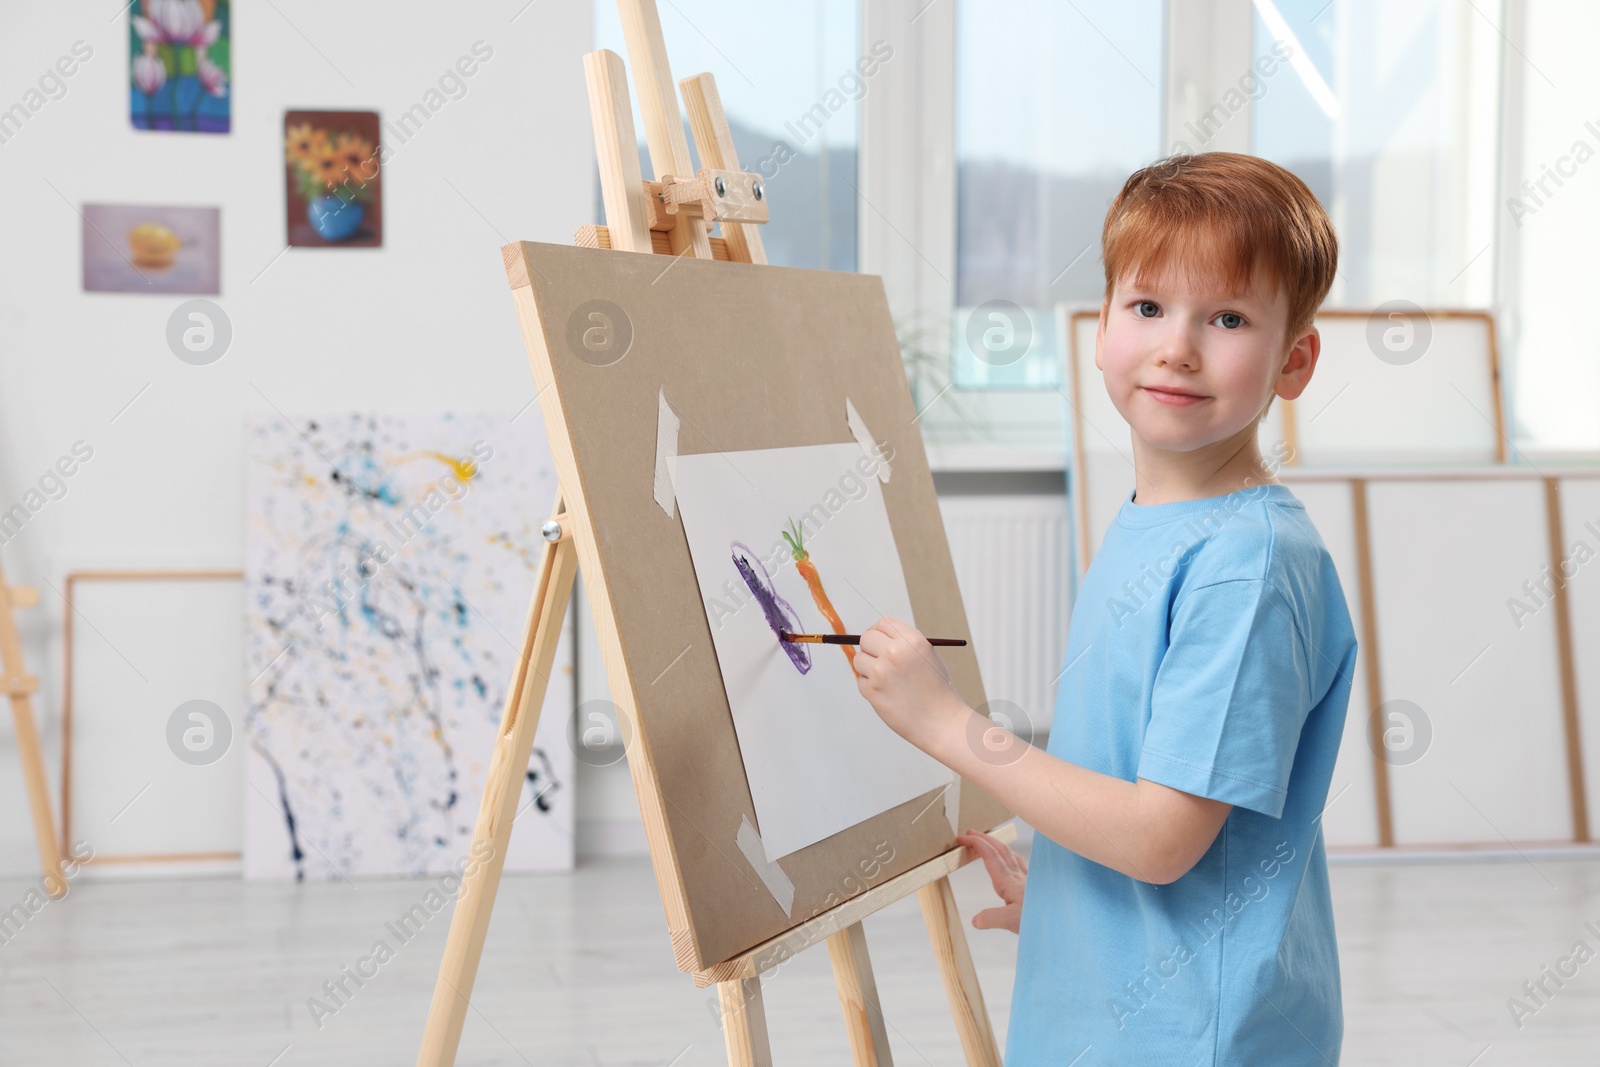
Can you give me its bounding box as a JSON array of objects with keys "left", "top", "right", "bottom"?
[{"left": 780, "top": 631, "right": 967, "bottom": 647}]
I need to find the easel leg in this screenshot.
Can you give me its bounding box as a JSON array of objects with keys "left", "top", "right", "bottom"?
[
  {"left": 10, "top": 691, "right": 66, "bottom": 896},
  {"left": 717, "top": 976, "right": 773, "bottom": 1067},
  {"left": 0, "top": 568, "right": 63, "bottom": 896},
  {"left": 918, "top": 876, "right": 1001, "bottom": 1067},
  {"left": 416, "top": 497, "right": 579, "bottom": 1067},
  {"left": 827, "top": 921, "right": 895, "bottom": 1066}
]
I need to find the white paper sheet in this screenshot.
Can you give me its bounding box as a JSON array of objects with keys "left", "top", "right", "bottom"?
[{"left": 670, "top": 442, "right": 955, "bottom": 862}]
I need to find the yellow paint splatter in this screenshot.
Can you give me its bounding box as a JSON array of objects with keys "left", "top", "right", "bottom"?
[{"left": 397, "top": 451, "right": 478, "bottom": 482}]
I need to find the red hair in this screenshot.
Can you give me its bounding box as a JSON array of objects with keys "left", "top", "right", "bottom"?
[{"left": 1101, "top": 152, "right": 1339, "bottom": 341}]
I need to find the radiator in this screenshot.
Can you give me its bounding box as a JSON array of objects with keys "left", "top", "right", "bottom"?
[{"left": 936, "top": 495, "right": 1072, "bottom": 737}]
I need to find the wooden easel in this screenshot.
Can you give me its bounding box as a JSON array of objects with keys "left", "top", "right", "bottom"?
[
  {"left": 0, "top": 559, "right": 66, "bottom": 897},
  {"left": 418, "top": 4, "right": 1009, "bottom": 1064}
]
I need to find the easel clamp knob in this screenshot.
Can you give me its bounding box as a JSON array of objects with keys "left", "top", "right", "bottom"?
[
  {"left": 541, "top": 516, "right": 573, "bottom": 543},
  {"left": 3, "top": 674, "right": 39, "bottom": 696},
  {"left": 650, "top": 168, "right": 770, "bottom": 228}
]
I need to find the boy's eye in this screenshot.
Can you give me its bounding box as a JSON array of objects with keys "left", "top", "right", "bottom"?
[
  {"left": 1214, "top": 312, "right": 1245, "bottom": 329},
  {"left": 1134, "top": 300, "right": 1159, "bottom": 318}
]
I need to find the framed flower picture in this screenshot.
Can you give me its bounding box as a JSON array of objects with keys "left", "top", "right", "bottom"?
[
  {"left": 130, "top": 0, "right": 231, "bottom": 133},
  {"left": 284, "top": 110, "right": 383, "bottom": 248}
]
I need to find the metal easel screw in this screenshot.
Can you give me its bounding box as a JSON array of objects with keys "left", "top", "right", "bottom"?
[
  {"left": 752, "top": 179, "right": 764, "bottom": 201},
  {"left": 541, "top": 519, "right": 564, "bottom": 542},
  {"left": 714, "top": 175, "right": 727, "bottom": 198}
]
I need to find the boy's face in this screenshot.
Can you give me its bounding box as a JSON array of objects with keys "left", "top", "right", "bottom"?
[{"left": 1095, "top": 262, "right": 1318, "bottom": 456}]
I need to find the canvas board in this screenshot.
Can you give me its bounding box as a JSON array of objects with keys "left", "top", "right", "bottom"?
[{"left": 501, "top": 240, "right": 1011, "bottom": 972}]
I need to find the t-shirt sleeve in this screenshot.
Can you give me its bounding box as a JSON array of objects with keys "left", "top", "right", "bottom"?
[{"left": 1136, "top": 577, "right": 1313, "bottom": 818}]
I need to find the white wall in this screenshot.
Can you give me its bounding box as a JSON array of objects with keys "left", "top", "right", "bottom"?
[{"left": 0, "top": 1, "right": 595, "bottom": 875}]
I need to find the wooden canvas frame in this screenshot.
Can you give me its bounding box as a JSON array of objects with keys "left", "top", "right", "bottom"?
[
  {"left": 60, "top": 568, "right": 243, "bottom": 865},
  {"left": 1281, "top": 308, "right": 1506, "bottom": 465}
]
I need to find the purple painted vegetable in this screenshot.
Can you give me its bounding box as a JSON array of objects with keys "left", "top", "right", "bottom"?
[{"left": 731, "top": 540, "right": 810, "bottom": 674}]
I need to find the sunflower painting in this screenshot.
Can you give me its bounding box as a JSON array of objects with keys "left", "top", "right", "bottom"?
[{"left": 284, "top": 110, "right": 383, "bottom": 247}]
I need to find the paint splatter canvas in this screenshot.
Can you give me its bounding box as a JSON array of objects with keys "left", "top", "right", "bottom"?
[
  {"left": 130, "top": 0, "right": 231, "bottom": 133},
  {"left": 244, "top": 412, "right": 573, "bottom": 880},
  {"left": 670, "top": 442, "right": 954, "bottom": 862}
]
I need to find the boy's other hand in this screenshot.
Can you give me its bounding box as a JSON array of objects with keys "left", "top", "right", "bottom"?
[{"left": 958, "top": 828, "right": 1027, "bottom": 934}]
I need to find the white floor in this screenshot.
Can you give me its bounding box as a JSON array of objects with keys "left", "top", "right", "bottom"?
[{"left": 1, "top": 849, "right": 1597, "bottom": 1066}]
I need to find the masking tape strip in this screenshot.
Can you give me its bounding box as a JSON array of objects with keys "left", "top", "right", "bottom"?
[
  {"left": 845, "top": 397, "right": 891, "bottom": 483},
  {"left": 736, "top": 814, "right": 796, "bottom": 917},
  {"left": 654, "top": 387, "right": 680, "bottom": 517}
]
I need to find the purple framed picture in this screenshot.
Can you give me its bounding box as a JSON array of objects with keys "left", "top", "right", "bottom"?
[{"left": 82, "top": 203, "right": 221, "bottom": 294}]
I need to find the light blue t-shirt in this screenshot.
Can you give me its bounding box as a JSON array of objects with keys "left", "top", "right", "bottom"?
[{"left": 1006, "top": 482, "right": 1358, "bottom": 1066}]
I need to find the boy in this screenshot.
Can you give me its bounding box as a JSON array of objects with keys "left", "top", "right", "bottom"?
[{"left": 852, "top": 152, "right": 1357, "bottom": 1064}]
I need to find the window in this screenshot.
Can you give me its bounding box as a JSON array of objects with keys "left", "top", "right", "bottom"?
[
  {"left": 593, "top": 1, "right": 859, "bottom": 271},
  {"left": 951, "top": 0, "right": 1166, "bottom": 389},
  {"left": 595, "top": 2, "right": 1584, "bottom": 459},
  {"left": 1248, "top": 0, "right": 1499, "bottom": 310},
  {"left": 1505, "top": 0, "right": 1600, "bottom": 452}
]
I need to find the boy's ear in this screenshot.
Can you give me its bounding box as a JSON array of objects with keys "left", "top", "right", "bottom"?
[
  {"left": 1273, "top": 324, "right": 1320, "bottom": 401},
  {"left": 1094, "top": 300, "right": 1108, "bottom": 372}
]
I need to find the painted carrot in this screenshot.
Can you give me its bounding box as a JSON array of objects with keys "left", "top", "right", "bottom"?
[{"left": 781, "top": 518, "right": 856, "bottom": 673}]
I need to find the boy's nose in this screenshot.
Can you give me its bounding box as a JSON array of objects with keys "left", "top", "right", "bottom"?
[{"left": 1153, "top": 329, "right": 1201, "bottom": 369}]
